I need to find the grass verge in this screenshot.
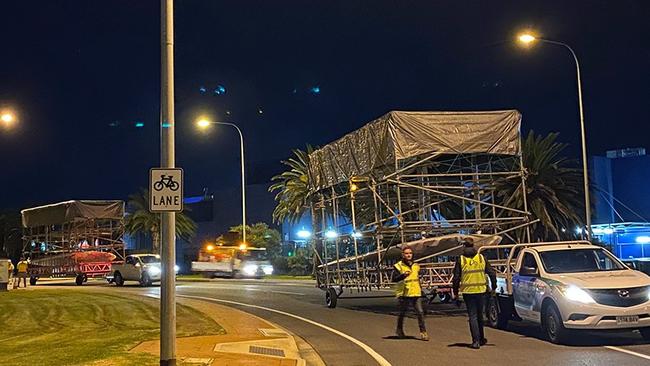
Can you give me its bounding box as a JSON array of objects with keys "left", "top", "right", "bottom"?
[{"left": 0, "top": 290, "right": 224, "bottom": 366}]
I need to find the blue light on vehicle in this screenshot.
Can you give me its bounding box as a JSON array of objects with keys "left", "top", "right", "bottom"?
[{"left": 636, "top": 236, "right": 650, "bottom": 244}]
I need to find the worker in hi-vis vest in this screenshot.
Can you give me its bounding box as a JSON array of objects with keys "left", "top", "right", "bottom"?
[
  {"left": 393, "top": 247, "right": 428, "bottom": 341},
  {"left": 452, "top": 238, "right": 497, "bottom": 349}
]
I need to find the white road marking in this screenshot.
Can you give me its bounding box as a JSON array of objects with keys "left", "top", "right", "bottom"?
[
  {"left": 178, "top": 294, "right": 392, "bottom": 366},
  {"left": 182, "top": 283, "right": 305, "bottom": 296},
  {"left": 605, "top": 346, "right": 650, "bottom": 360}
]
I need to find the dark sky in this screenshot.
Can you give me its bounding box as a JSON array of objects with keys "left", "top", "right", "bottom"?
[{"left": 1, "top": 0, "right": 649, "bottom": 210}]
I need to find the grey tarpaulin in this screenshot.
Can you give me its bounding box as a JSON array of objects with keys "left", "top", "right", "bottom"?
[
  {"left": 21, "top": 200, "right": 125, "bottom": 228},
  {"left": 309, "top": 110, "right": 522, "bottom": 189}
]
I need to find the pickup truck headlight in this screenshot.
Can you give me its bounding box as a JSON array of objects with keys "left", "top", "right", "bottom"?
[
  {"left": 561, "top": 285, "right": 596, "bottom": 304},
  {"left": 147, "top": 266, "right": 161, "bottom": 276},
  {"left": 262, "top": 265, "right": 274, "bottom": 275},
  {"left": 243, "top": 264, "right": 258, "bottom": 276}
]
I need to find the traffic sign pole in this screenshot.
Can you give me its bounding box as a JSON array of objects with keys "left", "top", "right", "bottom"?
[{"left": 160, "top": 0, "right": 176, "bottom": 365}]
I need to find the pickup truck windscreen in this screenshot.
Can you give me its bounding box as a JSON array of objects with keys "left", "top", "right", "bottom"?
[
  {"left": 539, "top": 248, "right": 625, "bottom": 273},
  {"left": 236, "top": 250, "right": 268, "bottom": 261},
  {"left": 139, "top": 255, "right": 161, "bottom": 264}
]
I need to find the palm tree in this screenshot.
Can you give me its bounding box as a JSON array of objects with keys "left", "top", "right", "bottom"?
[
  {"left": 269, "top": 145, "right": 315, "bottom": 224},
  {"left": 124, "top": 188, "right": 197, "bottom": 253},
  {"left": 496, "top": 131, "right": 585, "bottom": 242}
]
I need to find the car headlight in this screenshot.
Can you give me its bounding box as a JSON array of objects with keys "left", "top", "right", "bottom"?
[
  {"left": 174, "top": 265, "right": 180, "bottom": 273},
  {"left": 262, "top": 265, "right": 274, "bottom": 275},
  {"left": 561, "top": 285, "right": 596, "bottom": 304},
  {"left": 243, "top": 264, "right": 258, "bottom": 275},
  {"left": 147, "top": 266, "right": 161, "bottom": 276}
]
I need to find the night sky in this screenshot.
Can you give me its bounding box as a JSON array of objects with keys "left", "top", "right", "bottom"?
[{"left": 1, "top": 0, "right": 649, "bottom": 211}]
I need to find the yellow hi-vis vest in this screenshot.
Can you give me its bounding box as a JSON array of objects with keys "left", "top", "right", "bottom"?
[
  {"left": 460, "top": 254, "right": 487, "bottom": 294},
  {"left": 394, "top": 261, "right": 421, "bottom": 297}
]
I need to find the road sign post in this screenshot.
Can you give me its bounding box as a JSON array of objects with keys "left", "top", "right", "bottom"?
[{"left": 160, "top": 0, "right": 176, "bottom": 364}]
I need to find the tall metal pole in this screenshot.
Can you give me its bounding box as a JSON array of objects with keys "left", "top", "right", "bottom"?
[
  {"left": 211, "top": 122, "right": 247, "bottom": 244},
  {"left": 539, "top": 39, "right": 592, "bottom": 240},
  {"left": 160, "top": 0, "right": 176, "bottom": 365}
]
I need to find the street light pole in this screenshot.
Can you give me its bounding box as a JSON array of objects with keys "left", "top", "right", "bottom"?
[
  {"left": 160, "top": 0, "right": 177, "bottom": 365},
  {"left": 198, "top": 120, "right": 247, "bottom": 245},
  {"left": 518, "top": 35, "right": 592, "bottom": 240}
]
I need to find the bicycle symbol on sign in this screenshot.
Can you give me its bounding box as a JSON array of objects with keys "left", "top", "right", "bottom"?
[{"left": 153, "top": 175, "right": 180, "bottom": 191}]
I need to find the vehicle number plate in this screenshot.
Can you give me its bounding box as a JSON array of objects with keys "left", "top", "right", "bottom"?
[{"left": 616, "top": 315, "right": 639, "bottom": 325}]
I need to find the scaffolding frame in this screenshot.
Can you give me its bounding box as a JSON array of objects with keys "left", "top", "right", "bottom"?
[{"left": 311, "top": 150, "right": 532, "bottom": 307}]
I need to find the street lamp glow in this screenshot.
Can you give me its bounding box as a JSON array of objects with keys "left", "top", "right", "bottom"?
[
  {"left": 196, "top": 118, "right": 211, "bottom": 128},
  {"left": 1, "top": 112, "right": 15, "bottom": 123},
  {"left": 1, "top": 111, "right": 16, "bottom": 128},
  {"left": 518, "top": 33, "right": 537, "bottom": 44}
]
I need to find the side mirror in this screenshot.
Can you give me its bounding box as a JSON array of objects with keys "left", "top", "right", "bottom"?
[{"left": 519, "top": 266, "right": 539, "bottom": 277}]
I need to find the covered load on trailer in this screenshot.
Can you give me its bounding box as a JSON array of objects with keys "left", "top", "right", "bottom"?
[
  {"left": 309, "top": 110, "right": 521, "bottom": 189},
  {"left": 21, "top": 200, "right": 126, "bottom": 285}
]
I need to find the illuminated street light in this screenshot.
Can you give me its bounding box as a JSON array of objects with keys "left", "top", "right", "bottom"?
[
  {"left": 517, "top": 33, "right": 536, "bottom": 44},
  {"left": 325, "top": 230, "right": 338, "bottom": 239},
  {"left": 1, "top": 110, "right": 16, "bottom": 128},
  {"left": 196, "top": 117, "right": 247, "bottom": 246},
  {"left": 206, "top": 244, "right": 215, "bottom": 251},
  {"left": 196, "top": 118, "right": 211, "bottom": 128},
  {"left": 297, "top": 229, "right": 311, "bottom": 239},
  {"left": 516, "top": 30, "right": 592, "bottom": 240}
]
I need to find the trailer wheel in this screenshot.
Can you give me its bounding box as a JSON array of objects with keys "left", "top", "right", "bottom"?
[
  {"left": 75, "top": 274, "right": 85, "bottom": 286},
  {"left": 325, "top": 287, "right": 338, "bottom": 308},
  {"left": 438, "top": 292, "right": 451, "bottom": 303},
  {"left": 29, "top": 276, "right": 37, "bottom": 286},
  {"left": 487, "top": 296, "right": 509, "bottom": 329},
  {"left": 114, "top": 272, "right": 124, "bottom": 286}
]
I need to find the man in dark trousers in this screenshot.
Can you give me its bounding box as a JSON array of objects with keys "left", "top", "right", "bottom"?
[
  {"left": 452, "top": 238, "right": 497, "bottom": 349},
  {"left": 393, "top": 247, "right": 428, "bottom": 341}
]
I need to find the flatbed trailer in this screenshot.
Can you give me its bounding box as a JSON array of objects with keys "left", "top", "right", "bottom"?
[{"left": 21, "top": 200, "right": 126, "bottom": 285}]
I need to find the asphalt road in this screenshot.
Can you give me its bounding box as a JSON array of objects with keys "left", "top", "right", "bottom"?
[{"left": 40, "top": 278, "right": 650, "bottom": 366}]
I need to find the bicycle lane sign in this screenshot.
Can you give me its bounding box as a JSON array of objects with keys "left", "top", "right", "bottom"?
[{"left": 149, "top": 168, "right": 183, "bottom": 212}]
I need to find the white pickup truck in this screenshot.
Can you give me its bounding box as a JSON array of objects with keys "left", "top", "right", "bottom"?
[
  {"left": 481, "top": 241, "right": 650, "bottom": 344},
  {"left": 110, "top": 254, "right": 178, "bottom": 287}
]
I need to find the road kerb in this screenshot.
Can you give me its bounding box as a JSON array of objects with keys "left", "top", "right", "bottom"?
[{"left": 128, "top": 294, "right": 323, "bottom": 366}]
